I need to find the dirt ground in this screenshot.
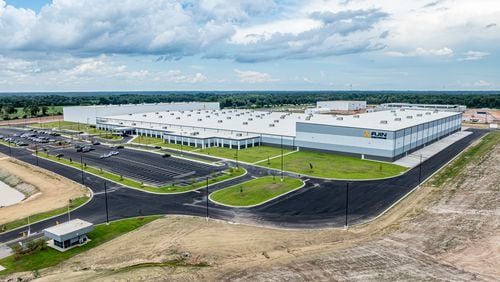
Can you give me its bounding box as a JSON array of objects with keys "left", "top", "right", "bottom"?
[
  {"left": 0, "top": 154, "right": 89, "bottom": 226},
  {"left": 6, "top": 136, "right": 500, "bottom": 282}
]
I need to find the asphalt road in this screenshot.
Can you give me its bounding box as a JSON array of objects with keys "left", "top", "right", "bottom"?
[{"left": 0, "top": 128, "right": 487, "bottom": 244}]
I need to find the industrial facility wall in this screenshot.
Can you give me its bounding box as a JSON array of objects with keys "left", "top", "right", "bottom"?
[{"left": 295, "top": 113, "right": 462, "bottom": 161}]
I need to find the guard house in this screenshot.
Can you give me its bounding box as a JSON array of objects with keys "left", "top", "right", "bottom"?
[{"left": 43, "top": 219, "right": 94, "bottom": 251}]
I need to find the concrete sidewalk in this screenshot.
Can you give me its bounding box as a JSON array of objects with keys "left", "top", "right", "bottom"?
[{"left": 394, "top": 130, "right": 473, "bottom": 168}]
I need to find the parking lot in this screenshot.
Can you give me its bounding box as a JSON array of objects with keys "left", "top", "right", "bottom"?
[
  {"left": 0, "top": 127, "right": 66, "bottom": 148},
  {"left": 47, "top": 144, "right": 226, "bottom": 187}
]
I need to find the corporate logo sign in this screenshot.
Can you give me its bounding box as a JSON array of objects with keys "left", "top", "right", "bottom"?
[{"left": 363, "top": 131, "right": 387, "bottom": 139}]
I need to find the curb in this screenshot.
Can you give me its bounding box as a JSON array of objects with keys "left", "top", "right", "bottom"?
[{"left": 209, "top": 178, "right": 306, "bottom": 208}]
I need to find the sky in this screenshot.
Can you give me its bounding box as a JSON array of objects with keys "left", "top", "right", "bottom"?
[{"left": 0, "top": 0, "right": 499, "bottom": 92}]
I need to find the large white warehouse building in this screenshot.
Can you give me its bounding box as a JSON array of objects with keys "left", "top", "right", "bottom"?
[
  {"left": 91, "top": 103, "right": 462, "bottom": 161},
  {"left": 63, "top": 102, "right": 220, "bottom": 125}
]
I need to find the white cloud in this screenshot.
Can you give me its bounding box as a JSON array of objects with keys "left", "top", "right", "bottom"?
[
  {"left": 458, "top": 51, "right": 490, "bottom": 61},
  {"left": 385, "top": 47, "right": 453, "bottom": 57},
  {"left": 234, "top": 69, "right": 276, "bottom": 83}
]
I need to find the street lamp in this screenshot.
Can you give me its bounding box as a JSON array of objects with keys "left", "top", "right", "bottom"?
[
  {"left": 34, "top": 145, "right": 39, "bottom": 166},
  {"left": 418, "top": 154, "right": 423, "bottom": 185},
  {"left": 67, "top": 199, "right": 72, "bottom": 222},
  {"left": 104, "top": 182, "right": 109, "bottom": 224},
  {"left": 344, "top": 182, "right": 349, "bottom": 229},
  {"left": 280, "top": 135, "right": 284, "bottom": 181},
  {"left": 80, "top": 154, "right": 85, "bottom": 185},
  {"left": 205, "top": 177, "right": 209, "bottom": 221}
]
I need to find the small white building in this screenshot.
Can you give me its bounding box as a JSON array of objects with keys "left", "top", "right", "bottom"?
[
  {"left": 44, "top": 219, "right": 94, "bottom": 251},
  {"left": 317, "top": 100, "right": 367, "bottom": 111}
]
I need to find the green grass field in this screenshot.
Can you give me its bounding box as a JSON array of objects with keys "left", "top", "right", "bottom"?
[
  {"left": 210, "top": 176, "right": 303, "bottom": 207},
  {"left": 255, "top": 150, "right": 407, "bottom": 179},
  {"left": 429, "top": 131, "right": 500, "bottom": 187},
  {"left": 0, "top": 197, "right": 89, "bottom": 233},
  {"left": 197, "top": 146, "right": 292, "bottom": 163},
  {"left": 131, "top": 136, "right": 196, "bottom": 151},
  {"left": 0, "top": 216, "right": 161, "bottom": 275},
  {"left": 38, "top": 152, "right": 245, "bottom": 193}
]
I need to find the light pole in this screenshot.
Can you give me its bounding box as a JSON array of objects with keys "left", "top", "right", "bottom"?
[
  {"left": 235, "top": 146, "right": 239, "bottom": 168},
  {"left": 280, "top": 135, "right": 284, "bottom": 181},
  {"left": 80, "top": 154, "right": 85, "bottom": 186},
  {"left": 104, "top": 182, "right": 109, "bottom": 224},
  {"left": 7, "top": 134, "right": 12, "bottom": 157},
  {"left": 35, "top": 145, "right": 39, "bottom": 166},
  {"left": 180, "top": 132, "right": 183, "bottom": 156},
  {"left": 205, "top": 177, "right": 209, "bottom": 221},
  {"left": 344, "top": 182, "right": 349, "bottom": 229},
  {"left": 418, "top": 154, "right": 423, "bottom": 185},
  {"left": 67, "top": 199, "right": 71, "bottom": 222}
]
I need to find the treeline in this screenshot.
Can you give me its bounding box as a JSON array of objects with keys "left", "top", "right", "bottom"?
[{"left": 0, "top": 92, "right": 499, "bottom": 113}]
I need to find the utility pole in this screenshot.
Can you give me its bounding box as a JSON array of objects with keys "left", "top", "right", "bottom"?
[
  {"left": 345, "top": 182, "right": 349, "bottom": 229},
  {"left": 27, "top": 215, "right": 31, "bottom": 237},
  {"left": 235, "top": 146, "right": 239, "bottom": 168},
  {"left": 104, "top": 182, "right": 109, "bottom": 224},
  {"left": 8, "top": 135, "right": 12, "bottom": 157},
  {"left": 280, "top": 135, "right": 284, "bottom": 181},
  {"left": 418, "top": 154, "right": 423, "bottom": 185},
  {"left": 67, "top": 199, "right": 71, "bottom": 222},
  {"left": 80, "top": 154, "right": 85, "bottom": 185},
  {"left": 35, "top": 145, "right": 39, "bottom": 166},
  {"left": 205, "top": 177, "right": 209, "bottom": 221}
]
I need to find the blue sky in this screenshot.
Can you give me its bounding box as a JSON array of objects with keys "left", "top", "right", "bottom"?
[{"left": 0, "top": 0, "right": 499, "bottom": 92}]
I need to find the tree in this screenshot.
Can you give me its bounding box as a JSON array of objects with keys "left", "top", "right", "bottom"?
[
  {"left": 29, "top": 105, "right": 40, "bottom": 117},
  {"left": 41, "top": 106, "right": 49, "bottom": 116}
]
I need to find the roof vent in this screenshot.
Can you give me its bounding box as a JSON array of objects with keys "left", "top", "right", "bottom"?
[
  {"left": 197, "top": 118, "right": 202, "bottom": 121},
  {"left": 394, "top": 117, "right": 402, "bottom": 121},
  {"left": 433, "top": 110, "right": 439, "bottom": 113},
  {"left": 248, "top": 118, "right": 253, "bottom": 121},
  {"left": 269, "top": 123, "right": 275, "bottom": 127},
  {"left": 176, "top": 117, "right": 181, "bottom": 120},
  {"left": 243, "top": 122, "right": 248, "bottom": 125},
  {"left": 336, "top": 117, "right": 343, "bottom": 121},
  {"left": 400, "top": 109, "right": 406, "bottom": 111},
  {"left": 380, "top": 120, "right": 388, "bottom": 124},
  {"left": 274, "top": 120, "right": 279, "bottom": 123},
  {"left": 170, "top": 113, "right": 174, "bottom": 115},
  {"left": 226, "top": 116, "right": 231, "bottom": 119},
  {"left": 218, "top": 120, "right": 223, "bottom": 123},
  {"left": 416, "top": 113, "right": 423, "bottom": 117},
  {"left": 162, "top": 126, "right": 168, "bottom": 129},
  {"left": 236, "top": 133, "right": 243, "bottom": 137},
  {"left": 142, "top": 114, "right": 147, "bottom": 117},
  {"left": 128, "top": 113, "right": 132, "bottom": 116},
  {"left": 155, "top": 112, "right": 159, "bottom": 114},
  {"left": 406, "top": 115, "right": 413, "bottom": 119},
  {"left": 206, "top": 115, "right": 210, "bottom": 118},
  {"left": 425, "top": 112, "right": 431, "bottom": 115},
  {"left": 187, "top": 114, "right": 191, "bottom": 116},
  {"left": 158, "top": 115, "right": 163, "bottom": 118},
  {"left": 353, "top": 115, "right": 360, "bottom": 118},
  {"left": 390, "top": 110, "right": 396, "bottom": 113}
]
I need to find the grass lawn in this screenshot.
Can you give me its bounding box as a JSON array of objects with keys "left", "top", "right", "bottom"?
[
  {"left": 0, "top": 197, "right": 89, "bottom": 233},
  {"left": 210, "top": 176, "right": 303, "bottom": 207},
  {"left": 429, "top": 131, "right": 500, "bottom": 187},
  {"left": 197, "top": 146, "right": 292, "bottom": 163},
  {"left": 131, "top": 136, "right": 196, "bottom": 151},
  {"left": 38, "top": 152, "right": 245, "bottom": 193},
  {"left": 256, "top": 151, "right": 407, "bottom": 179},
  {"left": 0, "top": 139, "right": 16, "bottom": 147},
  {"left": 0, "top": 216, "right": 161, "bottom": 275}
]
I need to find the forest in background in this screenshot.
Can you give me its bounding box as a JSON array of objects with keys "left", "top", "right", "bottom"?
[{"left": 1, "top": 91, "right": 499, "bottom": 120}]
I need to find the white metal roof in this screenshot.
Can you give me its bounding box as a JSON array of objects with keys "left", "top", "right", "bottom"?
[
  {"left": 101, "top": 108, "right": 460, "bottom": 136},
  {"left": 43, "top": 219, "right": 93, "bottom": 236}
]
